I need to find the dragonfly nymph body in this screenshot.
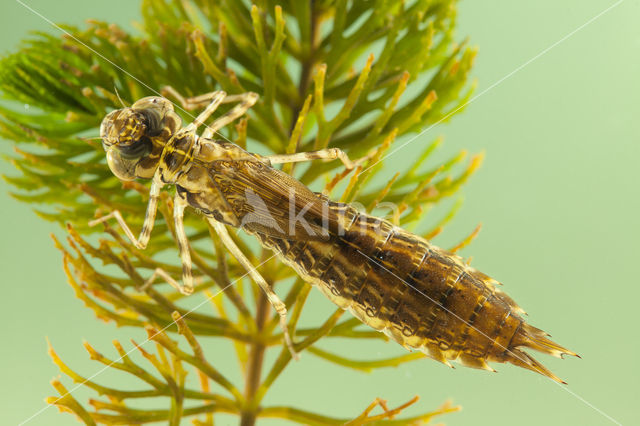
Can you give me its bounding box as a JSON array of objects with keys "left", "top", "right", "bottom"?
[{"left": 93, "top": 88, "right": 576, "bottom": 382}]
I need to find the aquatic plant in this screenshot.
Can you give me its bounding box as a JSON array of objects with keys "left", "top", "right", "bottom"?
[{"left": 0, "top": 0, "right": 477, "bottom": 423}]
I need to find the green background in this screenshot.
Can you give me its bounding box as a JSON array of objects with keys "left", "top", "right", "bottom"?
[{"left": 1, "top": 1, "right": 638, "bottom": 425}]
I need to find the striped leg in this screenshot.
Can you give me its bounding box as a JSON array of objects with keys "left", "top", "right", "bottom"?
[
  {"left": 89, "top": 174, "right": 164, "bottom": 250},
  {"left": 207, "top": 218, "right": 299, "bottom": 360},
  {"left": 172, "top": 195, "right": 194, "bottom": 294},
  {"left": 201, "top": 92, "right": 258, "bottom": 139},
  {"left": 89, "top": 175, "right": 192, "bottom": 295},
  {"left": 161, "top": 85, "right": 258, "bottom": 139},
  {"left": 265, "top": 148, "right": 355, "bottom": 170},
  {"left": 186, "top": 91, "right": 228, "bottom": 132},
  {"left": 162, "top": 86, "right": 254, "bottom": 110},
  {"left": 139, "top": 194, "right": 193, "bottom": 295}
]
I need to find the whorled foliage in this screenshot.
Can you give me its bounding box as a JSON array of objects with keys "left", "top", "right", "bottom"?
[{"left": 0, "top": 0, "right": 479, "bottom": 424}]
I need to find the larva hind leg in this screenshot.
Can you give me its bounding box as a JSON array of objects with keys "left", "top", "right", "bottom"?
[{"left": 207, "top": 218, "right": 299, "bottom": 360}]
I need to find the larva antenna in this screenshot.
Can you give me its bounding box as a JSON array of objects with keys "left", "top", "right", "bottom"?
[{"left": 113, "top": 85, "right": 128, "bottom": 108}]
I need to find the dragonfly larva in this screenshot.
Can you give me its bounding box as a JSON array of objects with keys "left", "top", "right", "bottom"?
[{"left": 92, "top": 88, "right": 577, "bottom": 382}]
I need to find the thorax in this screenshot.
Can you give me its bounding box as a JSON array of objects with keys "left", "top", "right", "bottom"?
[{"left": 162, "top": 136, "right": 266, "bottom": 227}]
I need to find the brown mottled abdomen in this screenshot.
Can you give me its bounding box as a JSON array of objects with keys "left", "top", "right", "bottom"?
[{"left": 252, "top": 202, "right": 576, "bottom": 383}]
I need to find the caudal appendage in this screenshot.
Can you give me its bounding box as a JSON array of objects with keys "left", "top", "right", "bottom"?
[{"left": 500, "top": 323, "right": 578, "bottom": 384}]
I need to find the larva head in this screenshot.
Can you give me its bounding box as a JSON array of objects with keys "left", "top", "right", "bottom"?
[{"left": 99, "top": 97, "right": 181, "bottom": 180}]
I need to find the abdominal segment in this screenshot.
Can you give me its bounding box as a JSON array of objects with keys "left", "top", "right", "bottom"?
[{"left": 251, "top": 202, "right": 576, "bottom": 383}]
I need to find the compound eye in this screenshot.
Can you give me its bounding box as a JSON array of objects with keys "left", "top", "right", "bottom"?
[
  {"left": 100, "top": 110, "right": 122, "bottom": 148},
  {"left": 123, "top": 114, "right": 147, "bottom": 143},
  {"left": 106, "top": 148, "right": 137, "bottom": 181},
  {"left": 100, "top": 108, "right": 151, "bottom": 149},
  {"left": 117, "top": 136, "right": 152, "bottom": 160}
]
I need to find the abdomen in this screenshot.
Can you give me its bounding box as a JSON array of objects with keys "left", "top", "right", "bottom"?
[{"left": 251, "top": 202, "right": 576, "bottom": 382}]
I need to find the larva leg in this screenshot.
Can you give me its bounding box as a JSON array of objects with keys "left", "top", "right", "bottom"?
[
  {"left": 162, "top": 85, "right": 255, "bottom": 110},
  {"left": 162, "top": 86, "right": 227, "bottom": 135},
  {"left": 162, "top": 85, "right": 258, "bottom": 139},
  {"left": 90, "top": 183, "right": 194, "bottom": 294},
  {"left": 207, "top": 218, "right": 299, "bottom": 360},
  {"left": 170, "top": 194, "right": 194, "bottom": 294},
  {"left": 89, "top": 173, "right": 193, "bottom": 294},
  {"left": 265, "top": 148, "right": 355, "bottom": 170},
  {"left": 188, "top": 92, "right": 228, "bottom": 132},
  {"left": 138, "top": 195, "right": 193, "bottom": 294},
  {"left": 161, "top": 86, "right": 220, "bottom": 110},
  {"left": 89, "top": 174, "right": 164, "bottom": 249},
  {"left": 201, "top": 92, "right": 258, "bottom": 139}
]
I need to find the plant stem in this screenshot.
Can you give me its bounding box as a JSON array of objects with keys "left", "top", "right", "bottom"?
[
  {"left": 240, "top": 291, "right": 269, "bottom": 426},
  {"left": 289, "top": 3, "right": 320, "bottom": 135}
]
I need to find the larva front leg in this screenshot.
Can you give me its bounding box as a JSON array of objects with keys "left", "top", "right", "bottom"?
[
  {"left": 89, "top": 173, "right": 164, "bottom": 249},
  {"left": 89, "top": 175, "right": 194, "bottom": 295},
  {"left": 161, "top": 85, "right": 258, "bottom": 140}
]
